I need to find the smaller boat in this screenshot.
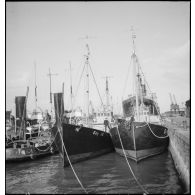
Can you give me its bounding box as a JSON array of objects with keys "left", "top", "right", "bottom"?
[
  {"left": 6, "top": 90, "right": 57, "bottom": 163},
  {"left": 6, "top": 120, "right": 57, "bottom": 163},
  {"left": 6, "top": 136, "right": 56, "bottom": 162}
]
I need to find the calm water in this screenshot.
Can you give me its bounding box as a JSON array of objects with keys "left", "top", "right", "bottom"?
[{"left": 6, "top": 151, "right": 184, "bottom": 194}]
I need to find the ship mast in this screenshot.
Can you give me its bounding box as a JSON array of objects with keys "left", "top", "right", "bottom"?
[
  {"left": 102, "top": 76, "right": 113, "bottom": 110},
  {"left": 85, "top": 44, "right": 90, "bottom": 125},
  {"left": 78, "top": 35, "right": 104, "bottom": 125},
  {"left": 131, "top": 27, "right": 140, "bottom": 121},
  {"left": 69, "top": 62, "right": 73, "bottom": 124}
]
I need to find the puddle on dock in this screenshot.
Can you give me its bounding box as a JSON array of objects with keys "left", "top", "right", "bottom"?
[{"left": 6, "top": 151, "right": 184, "bottom": 194}]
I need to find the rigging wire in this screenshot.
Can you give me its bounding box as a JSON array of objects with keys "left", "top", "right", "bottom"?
[
  {"left": 122, "top": 55, "right": 133, "bottom": 99},
  {"left": 88, "top": 62, "right": 105, "bottom": 109},
  {"left": 72, "top": 62, "right": 86, "bottom": 110}
]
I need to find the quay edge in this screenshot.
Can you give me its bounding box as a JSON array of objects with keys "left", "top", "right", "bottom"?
[{"left": 165, "top": 117, "right": 190, "bottom": 193}]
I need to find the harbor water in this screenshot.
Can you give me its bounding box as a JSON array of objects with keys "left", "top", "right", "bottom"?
[{"left": 6, "top": 151, "right": 184, "bottom": 194}]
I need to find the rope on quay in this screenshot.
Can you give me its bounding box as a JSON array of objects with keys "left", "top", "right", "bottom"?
[{"left": 116, "top": 125, "right": 149, "bottom": 194}]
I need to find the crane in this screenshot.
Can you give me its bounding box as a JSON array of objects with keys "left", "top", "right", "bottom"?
[
  {"left": 169, "top": 93, "right": 174, "bottom": 111},
  {"left": 173, "top": 94, "right": 180, "bottom": 112}
]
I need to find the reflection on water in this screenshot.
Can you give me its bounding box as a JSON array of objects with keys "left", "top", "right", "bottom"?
[{"left": 6, "top": 151, "right": 184, "bottom": 194}]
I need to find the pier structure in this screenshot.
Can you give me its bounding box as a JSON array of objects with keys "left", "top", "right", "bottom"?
[{"left": 165, "top": 116, "right": 190, "bottom": 193}]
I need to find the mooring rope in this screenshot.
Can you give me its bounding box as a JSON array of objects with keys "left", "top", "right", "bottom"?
[
  {"left": 88, "top": 62, "right": 105, "bottom": 109},
  {"left": 57, "top": 125, "right": 88, "bottom": 194},
  {"left": 145, "top": 122, "right": 169, "bottom": 139},
  {"left": 54, "top": 103, "right": 88, "bottom": 194},
  {"left": 115, "top": 125, "right": 149, "bottom": 194}
]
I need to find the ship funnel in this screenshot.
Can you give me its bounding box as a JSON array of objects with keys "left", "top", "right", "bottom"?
[
  {"left": 53, "top": 93, "right": 64, "bottom": 125},
  {"left": 15, "top": 96, "right": 26, "bottom": 119}
]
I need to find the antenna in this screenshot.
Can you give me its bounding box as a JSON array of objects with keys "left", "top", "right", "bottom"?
[
  {"left": 78, "top": 35, "right": 96, "bottom": 56},
  {"left": 47, "top": 68, "right": 58, "bottom": 114}
]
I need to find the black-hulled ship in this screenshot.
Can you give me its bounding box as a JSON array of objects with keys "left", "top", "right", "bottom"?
[
  {"left": 110, "top": 30, "right": 169, "bottom": 162},
  {"left": 52, "top": 43, "right": 114, "bottom": 167},
  {"left": 52, "top": 93, "right": 114, "bottom": 167}
]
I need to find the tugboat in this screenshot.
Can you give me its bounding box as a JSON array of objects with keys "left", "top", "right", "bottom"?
[
  {"left": 52, "top": 43, "right": 114, "bottom": 167},
  {"left": 6, "top": 88, "right": 57, "bottom": 162},
  {"left": 110, "top": 29, "right": 169, "bottom": 162}
]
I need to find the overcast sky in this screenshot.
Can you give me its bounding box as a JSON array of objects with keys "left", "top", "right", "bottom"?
[{"left": 6, "top": 1, "right": 190, "bottom": 114}]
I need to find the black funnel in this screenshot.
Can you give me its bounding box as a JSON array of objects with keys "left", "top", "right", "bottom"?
[
  {"left": 15, "top": 96, "right": 26, "bottom": 119},
  {"left": 53, "top": 93, "right": 64, "bottom": 124},
  {"left": 6, "top": 111, "right": 11, "bottom": 121}
]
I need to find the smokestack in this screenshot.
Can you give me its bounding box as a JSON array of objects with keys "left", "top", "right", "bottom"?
[
  {"left": 53, "top": 93, "right": 64, "bottom": 125},
  {"left": 15, "top": 96, "right": 26, "bottom": 119}
]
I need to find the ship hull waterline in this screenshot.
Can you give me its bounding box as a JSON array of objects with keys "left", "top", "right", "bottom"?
[
  {"left": 52, "top": 123, "right": 115, "bottom": 167},
  {"left": 110, "top": 121, "right": 169, "bottom": 162},
  {"left": 6, "top": 143, "right": 56, "bottom": 163}
]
